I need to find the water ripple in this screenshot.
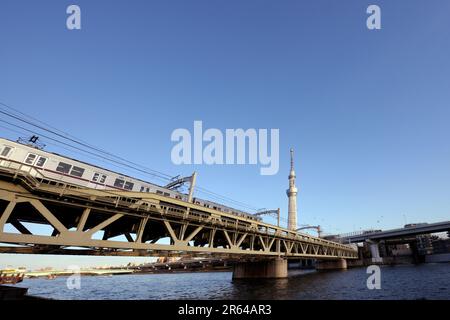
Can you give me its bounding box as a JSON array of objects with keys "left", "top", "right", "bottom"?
[{"left": 15, "top": 263, "right": 450, "bottom": 300}]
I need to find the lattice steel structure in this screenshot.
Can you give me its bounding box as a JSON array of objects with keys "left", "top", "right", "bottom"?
[{"left": 0, "top": 162, "right": 357, "bottom": 260}]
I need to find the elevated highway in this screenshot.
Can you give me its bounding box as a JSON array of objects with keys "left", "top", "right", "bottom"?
[{"left": 335, "top": 222, "right": 450, "bottom": 244}]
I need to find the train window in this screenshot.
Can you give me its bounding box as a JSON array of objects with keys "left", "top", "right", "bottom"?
[
  {"left": 93, "top": 173, "right": 107, "bottom": 183},
  {"left": 163, "top": 192, "right": 170, "bottom": 197},
  {"left": 70, "top": 166, "right": 85, "bottom": 177},
  {"left": 35, "top": 156, "right": 47, "bottom": 167},
  {"left": 156, "top": 190, "right": 163, "bottom": 195},
  {"left": 56, "top": 162, "right": 72, "bottom": 174},
  {"left": 25, "top": 153, "right": 37, "bottom": 165},
  {"left": 140, "top": 186, "right": 145, "bottom": 192},
  {"left": 1, "top": 146, "right": 12, "bottom": 157},
  {"left": 114, "top": 178, "right": 125, "bottom": 188},
  {"left": 124, "top": 181, "right": 134, "bottom": 190},
  {"left": 145, "top": 187, "right": 150, "bottom": 192}
]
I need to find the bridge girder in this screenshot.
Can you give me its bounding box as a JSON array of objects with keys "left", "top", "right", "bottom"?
[{"left": 0, "top": 169, "right": 358, "bottom": 260}]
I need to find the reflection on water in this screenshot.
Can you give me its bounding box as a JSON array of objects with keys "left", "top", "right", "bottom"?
[{"left": 16, "top": 263, "right": 450, "bottom": 300}]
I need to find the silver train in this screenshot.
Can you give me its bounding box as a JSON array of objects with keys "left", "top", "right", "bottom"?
[{"left": 0, "top": 137, "right": 261, "bottom": 221}]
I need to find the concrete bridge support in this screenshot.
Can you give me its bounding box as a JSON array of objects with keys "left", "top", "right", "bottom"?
[
  {"left": 369, "top": 242, "right": 383, "bottom": 263},
  {"left": 232, "top": 258, "right": 288, "bottom": 279},
  {"left": 315, "top": 258, "right": 347, "bottom": 270}
]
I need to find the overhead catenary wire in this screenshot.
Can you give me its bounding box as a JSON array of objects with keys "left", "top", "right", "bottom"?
[
  {"left": 0, "top": 103, "right": 173, "bottom": 180},
  {"left": 0, "top": 123, "right": 31, "bottom": 138},
  {"left": 196, "top": 186, "right": 259, "bottom": 212},
  {"left": 0, "top": 101, "right": 173, "bottom": 177},
  {"left": 0, "top": 101, "right": 113, "bottom": 152},
  {"left": 0, "top": 120, "right": 166, "bottom": 182},
  {"left": 0, "top": 119, "right": 260, "bottom": 211},
  {"left": 1, "top": 117, "right": 297, "bottom": 225},
  {"left": 0, "top": 118, "right": 171, "bottom": 184},
  {"left": 0, "top": 101, "right": 261, "bottom": 213}
]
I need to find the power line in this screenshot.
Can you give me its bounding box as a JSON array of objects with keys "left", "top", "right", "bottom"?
[
  {"left": 0, "top": 102, "right": 173, "bottom": 180},
  {"left": 0, "top": 101, "right": 262, "bottom": 212},
  {"left": 0, "top": 118, "right": 171, "bottom": 183},
  {"left": 0, "top": 121, "right": 167, "bottom": 184},
  {"left": 0, "top": 123, "right": 31, "bottom": 139},
  {"left": 196, "top": 186, "right": 259, "bottom": 212},
  {"left": 0, "top": 121, "right": 298, "bottom": 222},
  {"left": 0, "top": 116, "right": 259, "bottom": 211},
  {"left": 38, "top": 137, "right": 171, "bottom": 184}
]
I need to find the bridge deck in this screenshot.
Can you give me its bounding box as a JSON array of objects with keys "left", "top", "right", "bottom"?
[
  {"left": 0, "top": 163, "right": 357, "bottom": 260},
  {"left": 338, "top": 222, "right": 450, "bottom": 243}
]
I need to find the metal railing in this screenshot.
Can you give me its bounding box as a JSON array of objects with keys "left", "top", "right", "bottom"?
[{"left": 0, "top": 158, "right": 356, "bottom": 252}]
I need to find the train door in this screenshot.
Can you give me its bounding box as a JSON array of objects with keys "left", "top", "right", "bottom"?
[
  {"left": 0, "top": 145, "right": 14, "bottom": 169},
  {"left": 88, "top": 172, "right": 108, "bottom": 189},
  {"left": 21, "top": 152, "right": 48, "bottom": 178}
]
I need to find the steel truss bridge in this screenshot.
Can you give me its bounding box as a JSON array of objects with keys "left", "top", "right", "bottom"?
[{"left": 0, "top": 162, "right": 357, "bottom": 260}]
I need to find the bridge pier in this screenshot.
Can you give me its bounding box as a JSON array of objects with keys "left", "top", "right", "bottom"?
[
  {"left": 368, "top": 241, "right": 383, "bottom": 263},
  {"left": 315, "top": 258, "right": 347, "bottom": 271},
  {"left": 232, "top": 258, "right": 288, "bottom": 279}
]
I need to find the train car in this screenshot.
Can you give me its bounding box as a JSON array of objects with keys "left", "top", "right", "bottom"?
[
  {"left": 0, "top": 137, "right": 170, "bottom": 194},
  {"left": 0, "top": 137, "right": 260, "bottom": 221},
  {"left": 192, "top": 197, "right": 261, "bottom": 222}
]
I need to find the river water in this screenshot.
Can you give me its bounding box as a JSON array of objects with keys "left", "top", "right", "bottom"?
[{"left": 15, "top": 263, "right": 450, "bottom": 300}]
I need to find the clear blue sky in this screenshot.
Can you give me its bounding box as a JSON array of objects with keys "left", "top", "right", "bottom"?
[{"left": 1, "top": 0, "right": 449, "bottom": 269}]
